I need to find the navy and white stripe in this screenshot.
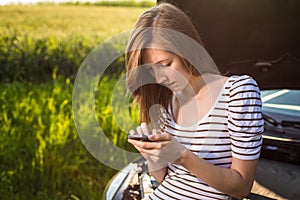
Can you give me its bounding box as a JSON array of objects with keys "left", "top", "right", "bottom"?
[{"left": 148, "top": 75, "right": 263, "bottom": 200}]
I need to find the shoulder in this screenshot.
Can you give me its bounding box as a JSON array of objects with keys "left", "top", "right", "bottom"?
[
  {"left": 228, "top": 75, "right": 260, "bottom": 91},
  {"left": 225, "top": 75, "right": 260, "bottom": 99}
]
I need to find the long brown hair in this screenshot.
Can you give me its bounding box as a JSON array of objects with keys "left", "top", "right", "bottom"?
[{"left": 126, "top": 2, "right": 212, "bottom": 124}]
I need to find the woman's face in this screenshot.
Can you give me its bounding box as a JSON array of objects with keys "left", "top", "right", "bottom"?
[{"left": 142, "top": 49, "right": 192, "bottom": 92}]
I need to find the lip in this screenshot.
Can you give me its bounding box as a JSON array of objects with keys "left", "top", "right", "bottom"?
[{"left": 163, "top": 82, "right": 175, "bottom": 88}]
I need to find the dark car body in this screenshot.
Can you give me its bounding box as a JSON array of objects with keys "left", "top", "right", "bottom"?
[
  {"left": 104, "top": 0, "right": 300, "bottom": 199},
  {"left": 161, "top": 0, "right": 300, "bottom": 165}
]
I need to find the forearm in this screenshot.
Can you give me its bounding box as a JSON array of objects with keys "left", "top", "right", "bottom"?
[
  {"left": 177, "top": 150, "right": 257, "bottom": 199},
  {"left": 147, "top": 159, "right": 167, "bottom": 184}
]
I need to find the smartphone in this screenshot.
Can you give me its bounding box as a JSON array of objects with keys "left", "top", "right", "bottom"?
[{"left": 127, "top": 134, "right": 151, "bottom": 142}]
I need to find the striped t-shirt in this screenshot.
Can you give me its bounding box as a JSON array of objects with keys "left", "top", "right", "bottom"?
[{"left": 148, "top": 75, "right": 264, "bottom": 200}]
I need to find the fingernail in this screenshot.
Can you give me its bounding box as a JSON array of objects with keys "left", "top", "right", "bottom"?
[
  {"left": 148, "top": 134, "right": 155, "bottom": 139},
  {"left": 152, "top": 129, "right": 158, "bottom": 135},
  {"left": 136, "top": 126, "right": 142, "bottom": 135},
  {"left": 141, "top": 122, "right": 149, "bottom": 135}
]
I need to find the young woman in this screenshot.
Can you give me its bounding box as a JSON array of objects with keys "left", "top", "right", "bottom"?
[{"left": 126, "top": 3, "right": 263, "bottom": 200}]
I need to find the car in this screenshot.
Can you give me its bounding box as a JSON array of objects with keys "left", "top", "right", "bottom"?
[
  {"left": 260, "top": 89, "right": 300, "bottom": 164},
  {"left": 104, "top": 0, "right": 300, "bottom": 199}
]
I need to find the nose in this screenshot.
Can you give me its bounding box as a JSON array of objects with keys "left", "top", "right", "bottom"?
[{"left": 153, "top": 68, "right": 167, "bottom": 84}]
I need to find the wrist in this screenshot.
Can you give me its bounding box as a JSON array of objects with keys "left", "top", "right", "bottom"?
[
  {"left": 147, "top": 159, "right": 168, "bottom": 172},
  {"left": 174, "top": 149, "right": 190, "bottom": 165}
]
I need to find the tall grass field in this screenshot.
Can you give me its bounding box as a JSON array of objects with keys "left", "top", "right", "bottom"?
[{"left": 0, "top": 4, "right": 150, "bottom": 199}]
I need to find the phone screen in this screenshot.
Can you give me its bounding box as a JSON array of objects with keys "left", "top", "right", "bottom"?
[{"left": 127, "top": 134, "right": 151, "bottom": 142}]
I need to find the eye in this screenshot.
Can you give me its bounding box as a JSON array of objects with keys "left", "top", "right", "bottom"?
[
  {"left": 160, "top": 61, "right": 172, "bottom": 67},
  {"left": 165, "top": 62, "right": 172, "bottom": 67}
]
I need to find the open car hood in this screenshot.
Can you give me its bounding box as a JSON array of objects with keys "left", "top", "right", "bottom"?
[{"left": 158, "top": 0, "right": 300, "bottom": 90}]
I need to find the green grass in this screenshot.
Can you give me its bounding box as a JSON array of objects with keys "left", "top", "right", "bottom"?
[
  {"left": 0, "top": 5, "right": 146, "bottom": 40},
  {"left": 0, "top": 4, "right": 147, "bottom": 199},
  {"left": 53, "top": 0, "right": 155, "bottom": 7},
  {"left": 0, "top": 77, "right": 140, "bottom": 199},
  {"left": 0, "top": 5, "right": 147, "bottom": 82}
]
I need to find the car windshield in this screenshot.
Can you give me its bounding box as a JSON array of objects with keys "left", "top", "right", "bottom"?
[{"left": 261, "top": 89, "right": 300, "bottom": 117}]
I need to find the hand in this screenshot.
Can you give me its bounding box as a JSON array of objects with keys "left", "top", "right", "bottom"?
[{"left": 128, "top": 123, "right": 186, "bottom": 165}]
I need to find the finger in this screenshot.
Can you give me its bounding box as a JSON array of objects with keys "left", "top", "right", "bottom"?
[
  {"left": 129, "top": 130, "right": 136, "bottom": 135},
  {"left": 148, "top": 132, "right": 172, "bottom": 141},
  {"left": 137, "top": 147, "right": 160, "bottom": 157},
  {"left": 136, "top": 126, "right": 143, "bottom": 135},
  {"left": 128, "top": 139, "right": 166, "bottom": 150},
  {"left": 128, "top": 139, "right": 152, "bottom": 149},
  {"left": 152, "top": 129, "right": 158, "bottom": 135},
  {"left": 127, "top": 138, "right": 142, "bottom": 146},
  {"left": 130, "top": 144, "right": 152, "bottom": 159},
  {"left": 141, "top": 122, "right": 149, "bottom": 135}
]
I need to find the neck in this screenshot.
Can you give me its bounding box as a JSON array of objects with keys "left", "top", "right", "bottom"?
[{"left": 174, "top": 73, "right": 207, "bottom": 102}]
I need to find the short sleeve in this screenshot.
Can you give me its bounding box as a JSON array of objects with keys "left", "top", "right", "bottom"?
[{"left": 227, "top": 75, "right": 264, "bottom": 160}]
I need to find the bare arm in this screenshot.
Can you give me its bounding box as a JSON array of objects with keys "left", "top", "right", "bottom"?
[
  {"left": 127, "top": 142, "right": 168, "bottom": 183},
  {"left": 128, "top": 132, "right": 183, "bottom": 184},
  {"left": 129, "top": 131, "right": 258, "bottom": 199},
  {"left": 147, "top": 159, "right": 167, "bottom": 184},
  {"left": 176, "top": 150, "right": 258, "bottom": 199}
]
